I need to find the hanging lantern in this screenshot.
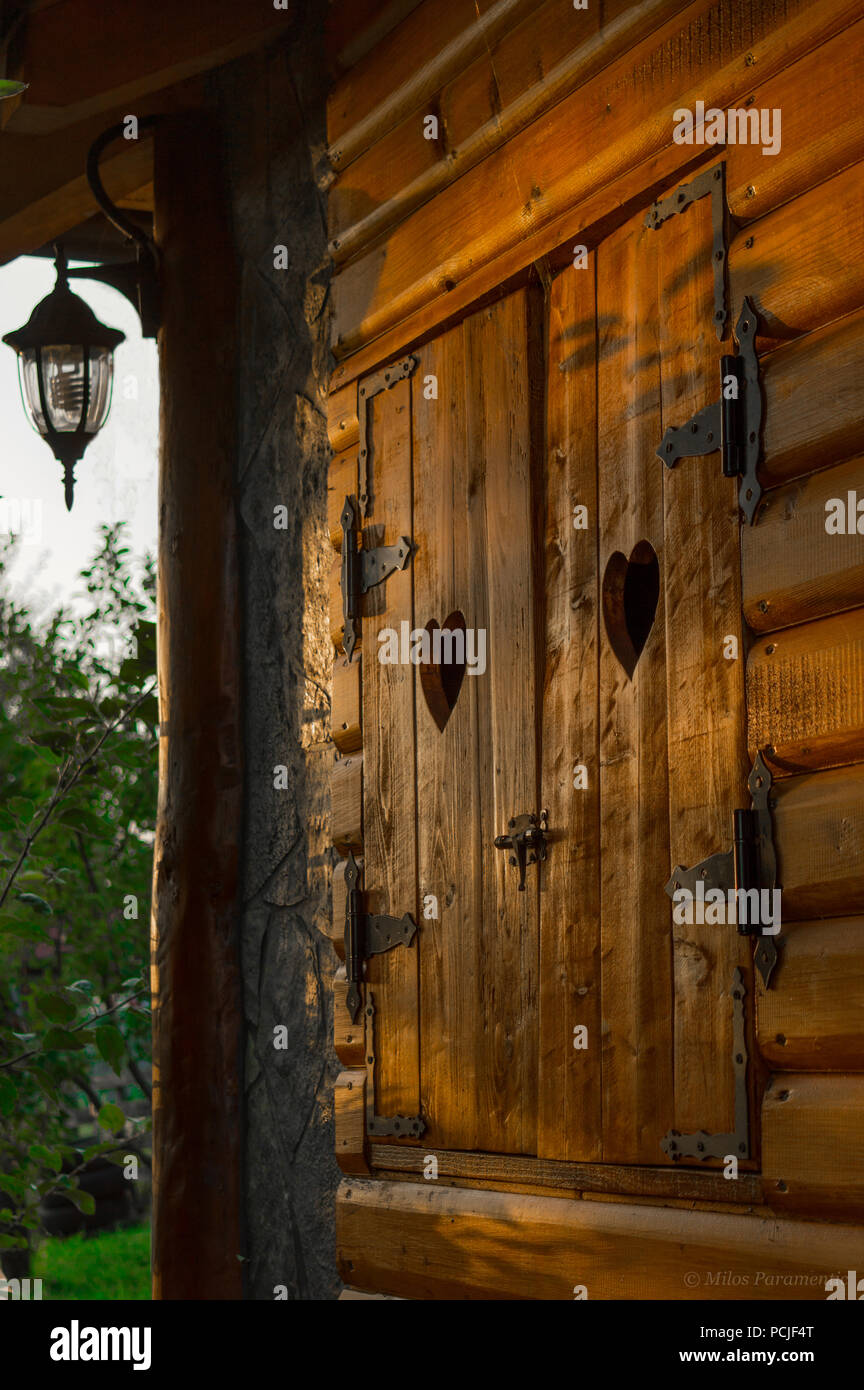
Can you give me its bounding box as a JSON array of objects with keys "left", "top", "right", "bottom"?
[{"left": 2, "top": 246, "right": 125, "bottom": 510}]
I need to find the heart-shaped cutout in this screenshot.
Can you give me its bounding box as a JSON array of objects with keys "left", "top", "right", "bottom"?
[
  {"left": 420, "top": 611, "right": 467, "bottom": 731},
  {"left": 602, "top": 541, "right": 660, "bottom": 678}
]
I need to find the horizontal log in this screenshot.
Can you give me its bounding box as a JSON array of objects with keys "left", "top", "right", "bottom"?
[
  {"left": 334, "top": 967, "right": 365, "bottom": 1067},
  {"left": 730, "top": 159, "right": 864, "bottom": 354},
  {"left": 773, "top": 763, "right": 864, "bottom": 920},
  {"left": 336, "top": 1178, "right": 864, "bottom": 1299},
  {"left": 328, "top": 449, "right": 359, "bottom": 551},
  {"left": 329, "top": 856, "right": 357, "bottom": 953},
  {"left": 757, "top": 918, "right": 864, "bottom": 1070},
  {"left": 331, "top": 0, "right": 864, "bottom": 356},
  {"left": 742, "top": 455, "right": 864, "bottom": 633},
  {"left": 327, "top": 382, "right": 359, "bottom": 453},
  {"left": 327, "top": 0, "right": 424, "bottom": 76},
  {"left": 726, "top": 18, "right": 864, "bottom": 225},
  {"left": 331, "top": 753, "right": 363, "bottom": 854},
  {"left": 329, "top": 0, "right": 687, "bottom": 262},
  {"left": 761, "top": 306, "right": 864, "bottom": 491},
  {"left": 748, "top": 608, "right": 864, "bottom": 774},
  {"left": 373, "top": 1145, "right": 763, "bottom": 1204},
  {"left": 332, "top": 655, "right": 362, "bottom": 754},
  {"left": 762, "top": 1073, "right": 864, "bottom": 1220},
  {"left": 328, "top": 0, "right": 537, "bottom": 163},
  {"left": 335, "top": 1071, "right": 369, "bottom": 1175}
]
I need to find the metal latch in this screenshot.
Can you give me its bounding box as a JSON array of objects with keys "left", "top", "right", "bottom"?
[
  {"left": 343, "top": 851, "right": 417, "bottom": 1022},
  {"left": 665, "top": 752, "right": 780, "bottom": 988},
  {"left": 661, "top": 968, "right": 750, "bottom": 1161},
  {"left": 340, "top": 494, "right": 413, "bottom": 661},
  {"left": 494, "top": 811, "right": 549, "bottom": 891},
  {"left": 645, "top": 162, "right": 732, "bottom": 340},
  {"left": 655, "top": 298, "right": 763, "bottom": 524}
]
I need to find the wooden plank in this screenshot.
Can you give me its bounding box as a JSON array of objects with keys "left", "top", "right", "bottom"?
[
  {"left": 327, "top": 0, "right": 424, "bottom": 76},
  {"left": 748, "top": 608, "right": 864, "bottom": 775},
  {"left": 335, "top": 1072, "right": 370, "bottom": 1175},
  {"left": 331, "top": 0, "right": 863, "bottom": 357},
  {"left": 414, "top": 292, "right": 539, "bottom": 1154},
  {"left": 761, "top": 307, "right": 864, "bottom": 491},
  {"left": 359, "top": 376, "right": 419, "bottom": 1123},
  {"left": 742, "top": 456, "right": 864, "bottom": 634},
  {"left": 328, "top": 0, "right": 536, "bottom": 163},
  {"left": 729, "top": 161, "right": 864, "bottom": 354},
  {"left": 334, "top": 968, "right": 366, "bottom": 1068},
  {"left": 330, "top": 557, "right": 346, "bottom": 652},
  {"left": 328, "top": 449, "right": 359, "bottom": 551},
  {"left": 331, "top": 754, "right": 363, "bottom": 854},
  {"left": 332, "top": 655, "right": 362, "bottom": 754},
  {"left": 757, "top": 918, "right": 864, "bottom": 1070},
  {"left": 659, "top": 185, "right": 751, "bottom": 1141},
  {"left": 336, "top": 1178, "right": 864, "bottom": 1299},
  {"left": 762, "top": 1074, "right": 864, "bottom": 1220},
  {"left": 773, "top": 764, "right": 864, "bottom": 920},
  {"left": 329, "top": 858, "right": 355, "bottom": 955},
  {"left": 327, "top": 383, "right": 359, "bottom": 453},
  {"left": 373, "top": 1145, "right": 763, "bottom": 1204},
  {"left": 597, "top": 213, "right": 673, "bottom": 1164},
  {"left": 538, "top": 258, "right": 601, "bottom": 1161},
  {"left": 6, "top": 0, "right": 287, "bottom": 133},
  {"left": 727, "top": 18, "right": 864, "bottom": 225}
]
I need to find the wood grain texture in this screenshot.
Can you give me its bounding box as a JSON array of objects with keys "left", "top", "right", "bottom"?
[
  {"left": 373, "top": 1145, "right": 763, "bottom": 1203},
  {"left": 334, "top": 968, "right": 366, "bottom": 1067},
  {"left": 332, "top": 655, "right": 362, "bottom": 754},
  {"left": 329, "top": 856, "right": 358, "bottom": 955},
  {"left": 413, "top": 292, "right": 539, "bottom": 1154},
  {"left": 598, "top": 213, "right": 674, "bottom": 1163},
  {"left": 359, "top": 376, "right": 420, "bottom": 1123},
  {"left": 726, "top": 18, "right": 864, "bottom": 225},
  {"left": 757, "top": 918, "right": 864, "bottom": 1070},
  {"left": 730, "top": 160, "right": 864, "bottom": 354},
  {"left": 335, "top": 1071, "right": 370, "bottom": 1175},
  {"left": 331, "top": 0, "right": 863, "bottom": 356},
  {"left": 773, "top": 765, "right": 864, "bottom": 920},
  {"left": 742, "top": 456, "right": 864, "bottom": 633},
  {"left": 539, "top": 258, "right": 602, "bottom": 1161},
  {"left": 327, "top": 382, "right": 359, "bottom": 453},
  {"left": 336, "top": 1178, "right": 864, "bottom": 1299},
  {"left": 658, "top": 189, "right": 752, "bottom": 1141},
  {"left": 330, "top": 556, "right": 346, "bottom": 652},
  {"left": 761, "top": 306, "right": 864, "bottom": 490},
  {"left": 328, "top": 447, "right": 359, "bottom": 550},
  {"left": 762, "top": 1074, "right": 864, "bottom": 1220},
  {"left": 331, "top": 753, "right": 363, "bottom": 854},
  {"left": 748, "top": 607, "right": 864, "bottom": 774},
  {"left": 327, "top": 0, "right": 424, "bottom": 76}
]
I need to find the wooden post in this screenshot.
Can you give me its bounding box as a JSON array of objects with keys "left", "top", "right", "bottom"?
[{"left": 151, "top": 113, "right": 243, "bottom": 1300}]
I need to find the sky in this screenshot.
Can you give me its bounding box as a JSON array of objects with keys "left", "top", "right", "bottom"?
[{"left": 0, "top": 255, "right": 158, "bottom": 624}]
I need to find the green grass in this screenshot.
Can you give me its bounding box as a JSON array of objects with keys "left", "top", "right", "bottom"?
[{"left": 33, "top": 1223, "right": 151, "bottom": 1300}]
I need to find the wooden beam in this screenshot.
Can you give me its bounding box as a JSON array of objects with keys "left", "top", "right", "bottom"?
[
  {"left": 151, "top": 112, "right": 243, "bottom": 1302},
  {"left": 763, "top": 1074, "right": 864, "bottom": 1220},
  {"left": 6, "top": 0, "right": 290, "bottom": 133},
  {"left": 757, "top": 918, "right": 864, "bottom": 1071}
]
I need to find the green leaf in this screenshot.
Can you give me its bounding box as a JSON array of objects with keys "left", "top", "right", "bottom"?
[
  {"left": 7, "top": 796, "right": 35, "bottom": 823},
  {"left": 14, "top": 892, "right": 53, "bottom": 916},
  {"left": 0, "top": 1075, "right": 15, "bottom": 1116},
  {"left": 0, "top": 80, "right": 27, "bottom": 100},
  {"left": 94, "top": 1024, "right": 125, "bottom": 1075},
  {"left": 34, "top": 991, "right": 77, "bottom": 1025},
  {"left": 41, "top": 1026, "right": 85, "bottom": 1052},
  {"left": 0, "top": 1174, "right": 26, "bottom": 1196},
  {"left": 56, "top": 806, "right": 106, "bottom": 836},
  {"left": 0, "top": 1234, "right": 28, "bottom": 1250},
  {"left": 28, "top": 1144, "right": 62, "bottom": 1172},
  {"left": 98, "top": 1102, "right": 125, "bottom": 1133},
  {"left": 64, "top": 1187, "right": 96, "bottom": 1215}
]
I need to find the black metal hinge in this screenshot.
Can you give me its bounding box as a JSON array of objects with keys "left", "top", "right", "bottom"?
[
  {"left": 340, "top": 494, "right": 413, "bottom": 661},
  {"left": 665, "top": 751, "right": 780, "bottom": 988},
  {"left": 661, "top": 968, "right": 750, "bottom": 1162},
  {"left": 357, "top": 354, "right": 417, "bottom": 516},
  {"left": 645, "top": 162, "right": 732, "bottom": 340},
  {"left": 364, "top": 992, "right": 426, "bottom": 1139},
  {"left": 655, "top": 298, "right": 764, "bottom": 524},
  {"left": 343, "top": 851, "right": 417, "bottom": 1023}
]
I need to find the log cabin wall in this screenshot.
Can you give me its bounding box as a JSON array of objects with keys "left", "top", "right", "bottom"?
[{"left": 326, "top": 0, "right": 864, "bottom": 1298}]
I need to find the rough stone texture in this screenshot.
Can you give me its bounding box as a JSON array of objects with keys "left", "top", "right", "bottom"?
[{"left": 209, "top": 9, "right": 341, "bottom": 1301}]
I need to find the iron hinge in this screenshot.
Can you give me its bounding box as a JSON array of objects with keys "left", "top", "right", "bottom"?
[
  {"left": 645, "top": 162, "right": 732, "bottom": 340},
  {"left": 340, "top": 494, "right": 413, "bottom": 661},
  {"left": 343, "top": 851, "right": 417, "bottom": 1023},
  {"left": 358, "top": 354, "right": 418, "bottom": 517},
  {"left": 665, "top": 751, "right": 780, "bottom": 989},
  {"left": 661, "top": 968, "right": 750, "bottom": 1162},
  {"left": 656, "top": 298, "right": 763, "bottom": 524},
  {"left": 364, "top": 992, "right": 426, "bottom": 1139}
]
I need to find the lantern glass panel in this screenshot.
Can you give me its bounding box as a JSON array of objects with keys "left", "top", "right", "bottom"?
[{"left": 18, "top": 345, "right": 114, "bottom": 435}]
